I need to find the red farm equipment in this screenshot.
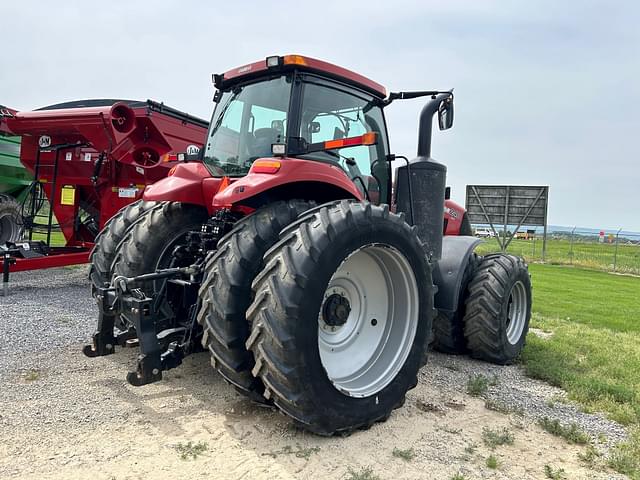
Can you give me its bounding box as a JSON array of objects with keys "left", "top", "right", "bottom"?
[
  {"left": 83, "top": 56, "right": 532, "bottom": 435},
  {"left": 0, "top": 100, "right": 208, "bottom": 283}
]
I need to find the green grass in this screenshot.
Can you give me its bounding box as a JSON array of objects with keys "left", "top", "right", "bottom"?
[
  {"left": 30, "top": 230, "right": 67, "bottom": 246},
  {"left": 537, "top": 417, "right": 589, "bottom": 444},
  {"left": 520, "top": 263, "right": 640, "bottom": 478},
  {"left": 476, "top": 237, "right": 640, "bottom": 274},
  {"left": 522, "top": 264, "right": 640, "bottom": 427}
]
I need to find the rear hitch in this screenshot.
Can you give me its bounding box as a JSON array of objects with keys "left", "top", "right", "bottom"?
[{"left": 84, "top": 265, "right": 203, "bottom": 386}]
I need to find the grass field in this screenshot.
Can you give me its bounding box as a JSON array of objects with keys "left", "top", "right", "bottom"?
[
  {"left": 523, "top": 264, "right": 640, "bottom": 477},
  {"left": 476, "top": 237, "right": 640, "bottom": 275}
]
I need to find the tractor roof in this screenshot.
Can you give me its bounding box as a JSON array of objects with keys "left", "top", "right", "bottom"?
[{"left": 216, "top": 55, "right": 387, "bottom": 99}]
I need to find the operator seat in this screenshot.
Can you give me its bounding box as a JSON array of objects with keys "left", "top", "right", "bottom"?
[{"left": 250, "top": 128, "right": 280, "bottom": 158}]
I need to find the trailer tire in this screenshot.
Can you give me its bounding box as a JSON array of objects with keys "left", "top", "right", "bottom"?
[
  {"left": 197, "top": 200, "right": 314, "bottom": 403},
  {"left": 463, "top": 254, "right": 531, "bottom": 364},
  {"left": 112, "top": 201, "right": 208, "bottom": 323},
  {"left": 0, "top": 194, "right": 23, "bottom": 244},
  {"left": 89, "top": 200, "right": 156, "bottom": 293},
  {"left": 432, "top": 254, "right": 479, "bottom": 354},
  {"left": 246, "top": 200, "right": 435, "bottom": 435}
]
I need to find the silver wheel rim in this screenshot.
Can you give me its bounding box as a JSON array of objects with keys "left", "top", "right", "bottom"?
[
  {"left": 318, "top": 244, "right": 419, "bottom": 398},
  {"left": 506, "top": 280, "right": 527, "bottom": 345}
]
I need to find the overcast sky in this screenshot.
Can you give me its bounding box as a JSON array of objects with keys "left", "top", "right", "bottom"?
[{"left": 3, "top": 1, "right": 639, "bottom": 231}]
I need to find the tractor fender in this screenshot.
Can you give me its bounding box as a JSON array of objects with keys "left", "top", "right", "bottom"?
[
  {"left": 212, "top": 157, "right": 363, "bottom": 207},
  {"left": 433, "top": 236, "right": 481, "bottom": 313},
  {"left": 143, "top": 162, "right": 218, "bottom": 208}
]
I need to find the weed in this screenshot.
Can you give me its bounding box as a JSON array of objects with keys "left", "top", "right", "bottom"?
[
  {"left": 175, "top": 441, "right": 207, "bottom": 460},
  {"left": 486, "top": 454, "right": 499, "bottom": 469},
  {"left": 607, "top": 428, "right": 640, "bottom": 479},
  {"left": 543, "top": 464, "right": 566, "bottom": 479},
  {"left": 464, "top": 443, "right": 477, "bottom": 454},
  {"left": 392, "top": 447, "right": 415, "bottom": 461},
  {"left": 450, "top": 474, "right": 466, "bottom": 480},
  {"left": 484, "top": 398, "right": 523, "bottom": 416},
  {"left": 482, "top": 427, "right": 514, "bottom": 449},
  {"left": 24, "top": 370, "right": 40, "bottom": 382},
  {"left": 263, "top": 444, "right": 320, "bottom": 460},
  {"left": 538, "top": 417, "right": 589, "bottom": 444},
  {"left": 577, "top": 444, "right": 602, "bottom": 468},
  {"left": 438, "top": 425, "right": 462, "bottom": 435},
  {"left": 345, "top": 466, "right": 381, "bottom": 480},
  {"left": 466, "top": 374, "right": 492, "bottom": 397}
]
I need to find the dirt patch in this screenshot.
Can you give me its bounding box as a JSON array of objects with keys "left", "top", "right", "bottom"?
[{"left": 0, "top": 347, "right": 626, "bottom": 480}]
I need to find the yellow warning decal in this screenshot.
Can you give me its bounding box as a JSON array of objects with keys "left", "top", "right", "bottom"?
[{"left": 60, "top": 185, "right": 76, "bottom": 206}]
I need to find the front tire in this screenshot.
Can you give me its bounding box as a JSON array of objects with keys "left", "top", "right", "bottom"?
[
  {"left": 246, "top": 201, "right": 436, "bottom": 435},
  {"left": 197, "top": 200, "right": 314, "bottom": 403},
  {"left": 89, "top": 200, "right": 156, "bottom": 293},
  {"left": 111, "top": 202, "right": 208, "bottom": 328},
  {"left": 463, "top": 254, "right": 531, "bottom": 364}
]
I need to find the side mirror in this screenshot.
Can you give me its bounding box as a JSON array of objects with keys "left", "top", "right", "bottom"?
[
  {"left": 309, "top": 121, "right": 321, "bottom": 134},
  {"left": 438, "top": 98, "right": 454, "bottom": 130}
]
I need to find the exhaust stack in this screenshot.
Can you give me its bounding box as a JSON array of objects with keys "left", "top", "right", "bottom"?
[{"left": 395, "top": 92, "right": 453, "bottom": 260}]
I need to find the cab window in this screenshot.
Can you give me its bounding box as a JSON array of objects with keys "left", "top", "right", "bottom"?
[{"left": 299, "top": 80, "right": 390, "bottom": 204}]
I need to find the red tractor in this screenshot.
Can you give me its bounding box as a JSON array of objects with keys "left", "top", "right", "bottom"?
[{"left": 85, "top": 55, "right": 532, "bottom": 435}]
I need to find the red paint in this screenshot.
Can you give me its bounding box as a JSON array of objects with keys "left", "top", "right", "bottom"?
[
  {"left": 144, "top": 162, "right": 223, "bottom": 212},
  {"left": 444, "top": 199, "right": 466, "bottom": 235},
  {"left": 212, "top": 157, "right": 363, "bottom": 207},
  {"left": 221, "top": 55, "right": 387, "bottom": 98},
  {"left": 3, "top": 100, "right": 208, "bottom": 269},
  {"left": 9, "top": 249, "right": 91, "bottom": 272}
]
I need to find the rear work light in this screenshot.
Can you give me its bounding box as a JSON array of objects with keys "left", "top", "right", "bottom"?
[
  {"left": 266, "top": 56, "right": 281, "bottom": 68},
  {"left": 252, "top": 159, "right": 281, "bottom": 174}
]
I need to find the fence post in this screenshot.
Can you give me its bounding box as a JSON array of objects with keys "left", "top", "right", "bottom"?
[
  {"left": 613, "top": 228, "right": 622, "bottom": 272},
  {"left": 569, "top": 226, "right": 576, "bottom": 265}
]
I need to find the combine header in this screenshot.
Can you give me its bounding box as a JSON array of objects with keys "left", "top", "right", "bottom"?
[
  {"left": 0, "top": 100, "right": 208, "bottom": 281},
  {"left": 84, "top": 55, "right": 532, "bottom": 435}
]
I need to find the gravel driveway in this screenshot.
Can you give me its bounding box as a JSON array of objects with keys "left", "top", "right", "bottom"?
[{"left": 0, "top": 267, "right": 629, "bottom": 479}]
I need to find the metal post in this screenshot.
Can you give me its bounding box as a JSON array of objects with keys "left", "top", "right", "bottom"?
[
  {"left": 613, "top": 228, "right": 622, "bottom": 272},
  {"left": 541, "top": 187, "right": 549, "bottom": 263},
  {"left": 2, "top": 253, "right": 10, "bottom": 297},
  {"left": 569, "top": 226, "right": 576, "bottom": 265}
]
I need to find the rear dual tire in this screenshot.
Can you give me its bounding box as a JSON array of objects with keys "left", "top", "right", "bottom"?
[
  {"left": 245, "top": 201, "right": 435, "bottom": 435},
  {"left": 197, "top": 200, "right": 314, "bottom": 403}
]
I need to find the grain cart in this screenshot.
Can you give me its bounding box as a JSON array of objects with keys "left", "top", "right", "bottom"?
[
  {"left": 84, "top": 55, "right": 532, "bottom": 435},
  {"left": 0, "top": 100, "right": 208, "bottom": 277}
]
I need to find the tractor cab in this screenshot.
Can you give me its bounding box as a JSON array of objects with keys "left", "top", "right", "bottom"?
[{"left": 202, "top": 55, "right": 392, "bottom": 206}]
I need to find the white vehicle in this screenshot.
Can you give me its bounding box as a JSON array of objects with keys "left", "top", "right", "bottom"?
[{"left": 475, "top": 227, "right": 496, "bottom": 238}]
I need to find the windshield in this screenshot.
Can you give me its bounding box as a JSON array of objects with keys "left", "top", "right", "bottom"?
[{"left": 203, "top": 75, "right": 291, "bottom": 176}]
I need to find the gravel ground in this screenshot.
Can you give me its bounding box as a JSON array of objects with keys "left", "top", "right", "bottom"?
[
  {"left": 0, "top": 266, "right": 94, "bottom": 378},
  {"left": 0, "top": 266, "right": 631, "bottom": 479}
]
